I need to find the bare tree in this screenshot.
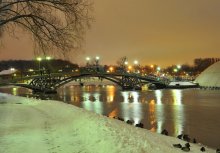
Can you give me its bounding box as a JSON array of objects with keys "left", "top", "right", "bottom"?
[
  {"left": 116, "top": 56, "right": 127, "bottom": 68},
  {"left": 0, "top": 0, "right": 93, "bottom": 56}
]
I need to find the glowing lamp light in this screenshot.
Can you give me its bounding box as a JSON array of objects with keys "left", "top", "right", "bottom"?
[
  {"left": 134, "top": 60, "right": 138, "bottom": 65},
  {"left": 37, "top": 57, "right": 42, "bottom": 61},
  {"left": 10, "top": 68, "right": 15, "bottom": 71},
  {"left": 109, "top": 66, "right": 114, "bottom": 72},
  {"left": 157, "top": 67, "right": 161, "bottom": 71},
  {"left": 46, "top": 56, "right": 52, "bottom": 60},
  {"left": 177, "top": 65, "right": 181, "bottom": 69},
  {"left": 86, "top": 57, "right": 90, "bottom": 61}
]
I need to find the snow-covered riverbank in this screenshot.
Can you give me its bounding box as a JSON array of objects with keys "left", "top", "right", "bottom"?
[{"left": 0, "top": 93, "right": 215, "bottom": 153}]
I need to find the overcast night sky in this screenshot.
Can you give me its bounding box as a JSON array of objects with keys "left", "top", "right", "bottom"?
[{"left": 0, "top": 0, "right": 220, "bottom": 67}]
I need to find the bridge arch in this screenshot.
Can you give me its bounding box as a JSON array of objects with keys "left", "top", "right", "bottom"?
[{"left": 4, "top": 72, "right": 168, "bottom": 93}]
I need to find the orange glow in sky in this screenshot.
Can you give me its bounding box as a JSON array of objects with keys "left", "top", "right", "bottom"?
[{"left": 0, "top": 0, "right": 220, "bottom": 67}]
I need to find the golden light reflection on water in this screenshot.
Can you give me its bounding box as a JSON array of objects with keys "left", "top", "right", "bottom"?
[
  {"left": 71, "top": 96, "right": 80, "bottom": 103},
  {"left": 149, "top": 100, "right": 157, "bottom": 132},
  {"left": 58, "top": 86, "right": 185, "bottom": 136},
  {"left": 106, "top": 85, "right": 115, "bottom": 103},
  {"left": 172, "top": 89, "right": 184, "bottom": 135},
  {"left": 108, "top": 108, "right": 118, "bottom": 118}
]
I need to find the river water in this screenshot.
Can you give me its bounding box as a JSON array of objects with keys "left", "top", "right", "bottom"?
[{"left": 0, "top": 85, "right": 220, "bottom": 149}]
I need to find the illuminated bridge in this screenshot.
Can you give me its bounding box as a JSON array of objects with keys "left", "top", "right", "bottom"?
[{"left": 1, "top": 71, "right": 169, "bottom": 93}]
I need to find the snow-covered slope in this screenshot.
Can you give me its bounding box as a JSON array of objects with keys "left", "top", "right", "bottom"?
[
  {"left": 195, "top": 61, "right": 220, "bottom": 87},
  {"left": 0, "top": 93, "right": 215, "bottom": 153}
]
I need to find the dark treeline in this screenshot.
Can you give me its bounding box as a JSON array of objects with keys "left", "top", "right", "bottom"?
[
  {"left": 0, "top": 59, "right": 79, "bottom": 73},
  {"left": 164, "top": 58, "right": 220, "bottom": 76},
  {"left": 193, "top": 58, "right": 220, "bottom": 73},
  {"left": 0, "top": 58, "right": 219, "bottom": 75}
]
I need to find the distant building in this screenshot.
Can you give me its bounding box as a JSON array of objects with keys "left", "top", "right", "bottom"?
[{"left": 195, "top": 61, "right": 220, "bottom": 88}]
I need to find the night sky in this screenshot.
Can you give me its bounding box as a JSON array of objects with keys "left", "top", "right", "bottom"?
[{"left": 1, "top": 0, "right": 220, "bottom": 67}]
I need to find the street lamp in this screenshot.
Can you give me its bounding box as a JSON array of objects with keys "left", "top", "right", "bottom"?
[
  {"left": 157, "top": 67, "right": 161, "bottom": 71},
  {"left": 134, "top": 60, "right": 138, "bottom": 65},
  {"left": 177, "top": 65, "right": 181, "bottom": 69},
  {"left": 10, "top": 68, "right": 15, "bottom": 71},
  {"left": 95, "top": 56, "right": 100, "bottom": 66},
  {"left": 173, "top": 68, "right": 178, "bottom": 72},
  {"left": 46, "top": 56, "right": 51, "bottom": 60},
  {"left": 133, "top": 60, "right": 139, "bottom": 73},
  {"left": 86, "top": 57, "right": 90, "bottom": 66},
  {"left": 45, "top": 56, "right": 52, "bottom": 74},
  {"left": 36, "top": 57, "right": 42, "bottom": 70},
  {"left": 109, "top": 66, "right": 114, "bottom": 73},
  {"left": 128, "top": 65, "right": 132, "bottom": 73}
]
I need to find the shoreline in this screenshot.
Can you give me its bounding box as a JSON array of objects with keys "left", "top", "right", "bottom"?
[{"left": 0, "top": 93, "right": 216, "bottom": 153}]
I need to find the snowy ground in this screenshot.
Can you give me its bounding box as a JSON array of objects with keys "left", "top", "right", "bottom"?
[{"left": 0, "top": 93, "right": 215, "bottom": 153}]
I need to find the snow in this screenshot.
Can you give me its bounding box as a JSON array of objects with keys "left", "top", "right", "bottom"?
[
  {"left": 0, "top": 69, "right": 17, "bottom": 75},
  {"left": 0, "top": 93, "right": 215, "bottom": 153},
  {"left": 168, "top": 81, "right": 197, "bottom": 86},
  {"left": 195, "top": 61, "right": 220, "bottom": 87}
]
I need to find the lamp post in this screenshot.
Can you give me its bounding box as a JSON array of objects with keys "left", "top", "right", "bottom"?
[
  {"left": 95, "top": 56, "right": 100, "bottom": 66},
  {"left": 133, "top": 60, "right": 139, "bottom": 73},
  {"left": 157, "top": 67, "right": 161, "bottom": 71},
  {"left": 156, "top": 66, "right": 161, "bottom": 76},
  {"left": 36, "top": 57, "right": 42, "bottom": 75},
  {"left": 36, "top": 57, "right": 42, "bottom": 70},
  {"left": 124, "top": 61, "right": 128, "bottom": 72},
  {"left": 45, "top": 56, "right": 52, "bottom": 75},
  {"left": 36, "top": 56, "right": 52, "bottom": 75},
  {"left": 46, "top": 56, "right": 51, "bottom": 60},
  {"left": 95, "top": 56, "right": 100, "bottom": 72},
  {"left": 86, "top": 57, "right": 90, "bottom": 67}
]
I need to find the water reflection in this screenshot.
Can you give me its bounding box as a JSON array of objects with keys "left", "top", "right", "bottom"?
[
  {"left": 106, "top": 86, "right": 115, "bottom": 103},
  {"left": 120, "top": 91, "right": 142, "bottom": 123},
  {"left": 108, "top": 108, "right": 118, "bottom": 118},
  {"left": 171, "top": 89, "right": 184, "bottom": 135},
  {"left": 12, "top": 87, "right": 17, "bottom": 96},
  {"left": 154, "top": 90, "right": 164, "bottom": 133},
  {"left": 149, "top": 100, "right": 156, "bottom": 132},
  {"left": 121, "top": 91, "right": 129, "bottom": 103},
  {"left": 155, "top": 90, "right": 162, "bottom": 105},
  {"left": 82, "top": 92, "right": 103, "bottom": 115},
  {"left": 172, "top": 89, "right": 182, "bottom": 105}
]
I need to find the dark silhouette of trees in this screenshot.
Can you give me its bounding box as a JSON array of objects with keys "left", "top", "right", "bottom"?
[
  {"left": 194, "top": 58, "right": 220, "bottom": 74},
  {"left": 116, "top": 56, "right": 127, "bottom": 72},
  {"left": 0, "top": 59, "right": 79, "bottom": 72},
  {"left": 0, "top": 0, "right": 93, "bottom": 56}
]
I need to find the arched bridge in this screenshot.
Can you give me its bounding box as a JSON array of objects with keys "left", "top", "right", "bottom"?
[{"left": 4, "top": 72, "right": 169, "bottom": 93}]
